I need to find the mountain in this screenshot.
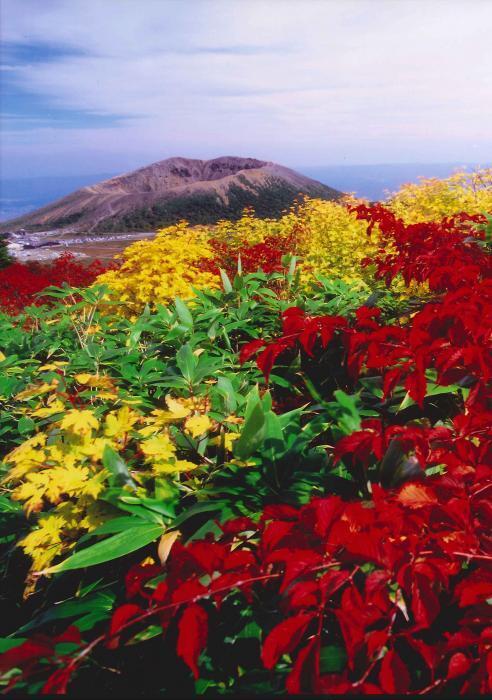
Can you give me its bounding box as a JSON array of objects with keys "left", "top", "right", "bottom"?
[{"left": 0, "top": 157, "right": 342, "bottom": 233}]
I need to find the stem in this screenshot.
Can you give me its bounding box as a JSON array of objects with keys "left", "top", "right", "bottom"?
[{"left": 64, "top": 559, "right": 346, "bottom": 675}]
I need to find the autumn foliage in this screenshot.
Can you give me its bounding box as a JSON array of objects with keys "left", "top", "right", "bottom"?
[
  {"left": 0, "top": 173, "right": 491, "bottom": 696},
  {"left": 0, "top": 253, "right": 110, "bottom": 314}
]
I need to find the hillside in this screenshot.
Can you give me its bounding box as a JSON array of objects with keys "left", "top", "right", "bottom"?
[{"left": 1, "top": 157, "right": 342, "bottom": 233}]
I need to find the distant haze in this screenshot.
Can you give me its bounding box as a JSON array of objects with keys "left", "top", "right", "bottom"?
[
  {"left": 1, "top": 162, "right": 489, "bottom": 222},
  {"left": 1, "top": 0, "right": 492, "bottom": 181}
]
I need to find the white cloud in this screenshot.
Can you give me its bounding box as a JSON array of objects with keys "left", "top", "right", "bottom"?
[{"left": 1, "top": 0, "right": 492, "bottom": 176}]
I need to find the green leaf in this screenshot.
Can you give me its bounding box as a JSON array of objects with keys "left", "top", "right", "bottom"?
[
  {"left": 219, "top": 268, "right": 233, "bottom": 293},
  {"left": 176, "top": 343, "right": 197, "bottom": 382},
  {"left": 263, "top": 410, "right": 285, "bottom": 461},
  {"left": 0, "top": 495, "right": 22, "bottom": 513},
  {"left": 319, "top": 645, "right": 347, "bottom": 673},
  {"left": 42, "top": 523, "right": 164, "bottom": 574},
  {"left": 17, "top": 591, "right": 115, "bottom": 633},
  {"left": 102, "top": 445, "right": 137, "bottom": 489},
  {"left": 235, "top": 399, "right": 266, "bottom": 460},
  {"left": 0, "top": 637, "right": 27, "bottom": 653},
  {"left": 174, "top": 297, "right": 194, "bottom": 330},
  {"left": 128, "top": 624, "right": 162, "bottom": 644},
  {"left": 171, "top": 500, "right": 227, "bottom": 528},
  {"left": 18, "top": 416, "right": 36, "bottom": 435},
  {"left": 288, "top": 255, "right": 297, "bottom": 278},
  {"left": 216, "top": 376, "right": 237, "bottom": 413},
  {"left": 83, "top": 516, "right": 147, "bottom": 538},
  {"left": 333, "top": 390, "right": 362, "bottom": 433}
]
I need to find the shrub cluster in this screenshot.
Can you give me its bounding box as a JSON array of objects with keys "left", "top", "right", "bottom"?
[{"left": 0, "top": 171, "right": 490, "bottom": 696}]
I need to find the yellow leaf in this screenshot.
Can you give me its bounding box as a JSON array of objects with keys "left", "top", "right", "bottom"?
[
  {"left": 210, "top": 433, "right": 240, "bottom": 451},
  {"left": 224, "top": 415, "right": 243, "bottom": 425},
  {"left": 60, "top": 409, "right": 99, "bottom": 435},
  {"left": 184, "top": 414, "right": 212, "bottom": 438},
  {"left": 104, "top": 406, "right": 140, "bottom": 437},
  {"left": 396, "top": 483, "right": 438, "bottom": 509},
  {"left": 15, "top": 381, "right": 58, "bottom": 401},
  {"left": 141, "top": 434, "right": 176, "bottom": 460},
  {"left": 157, "top": 530, "right": 180, "bottom": 565},
  {"left": 74, "top": 373, "right": 93, "bottom": 384},
  {"left": 165, "top": 395, "right": 192, "bottom": 419},
  {"left": 31, "top": 398, "right": 66, "bottom": 418},
  {"left": 38, "top": 361, "right": 68, "bottom": 371},
  {"left": 173, "top": 459, "right": 199, "bottom": 472}
]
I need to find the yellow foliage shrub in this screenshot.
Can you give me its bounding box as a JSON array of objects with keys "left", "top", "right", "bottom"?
[
  {"left": 99, "top": 174, "right": 489, "bottom": 310},
  {"left": 213, "top": 207, "right": 295, "bottom": 249},
  {"left": 97, "top": 223, "right": 219, "bottom": 313},
  {"left": 292, "top": 198, "right": 378, "bottom": 287},
  {"left": 387, "top": 168, "right": 492, "bottom": 224},
  {"left": 96, "top": 202, "right": 381, "bottom": 311},
  {"left": 212, "top": 199, "right": 378, "bottom": 285},
  {"left": 3, "top": 375, "right": 227, "bottom": 578}
]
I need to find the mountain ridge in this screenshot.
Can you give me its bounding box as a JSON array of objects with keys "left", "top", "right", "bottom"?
[{"left": 0, "top": 156, "right": 343, "bottom": 233}]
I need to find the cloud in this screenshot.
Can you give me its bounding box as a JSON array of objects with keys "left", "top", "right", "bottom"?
[{"left": 1, "top": 0, "right": 492, "bottom": 177}]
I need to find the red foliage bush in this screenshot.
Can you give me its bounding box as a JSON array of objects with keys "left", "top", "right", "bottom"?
[
  {"left": 5, "top": 206, "right": 492, "bottom": 695},
  {"left": 10, "top": 468, "right": 491, "bottom": 694},
  {"left": 0, "top": 253, "right": 111, "bottom": 314},
  {"left": 350, "top": 204, "right": 490, "bottom": 292},
  {"left": 204, "top": 232, "right": 296, "bottom": 278}
]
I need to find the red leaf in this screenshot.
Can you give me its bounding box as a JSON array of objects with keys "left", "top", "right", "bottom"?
[
  {"left": 42, "top": 667, "right": 73, "bottom": 695},
  {"left": 54, "top": 626, "right": 81, "bottom": 646},
  {"left": 448, "top": 652, "right": 472, "bottom": 679},
  {"left": 288, "top": 581, "right": 320, "bottom": 609},
  {"left": 379, "top": 649, "right": 410, "bottom": 693},
  {"left": 486, "top": 652, "right": 492, "bottom": 692},
  {"left": 266, "top": 548, "right": 321, "bottom": 593},
  {"left": 281, "top": 306, "right": 306, "bottom": 335},
  {"left": 457, "top": 580, "right": 492, "bottom": 607},
  {"left": 0, "top": 639, "right": 53, "bottom": 673},
  {"left": 411, "top": 573, "right": 440, "bottom": 628},
  {"left": 383, "top": 367, "right": 403, "bottom": 397},
  {"left": 107, "top": 604, "right": 142, "bottom": 649},
  {"left": 256, "top": 340, "right": 292, "bottom": 382},
  {"left": 405, "top": 366, "right": 427, "bottom": 408},
  {"left": 239, "top": 339, "right": 266, "bottom": 364},
  {"left": 176, "top": 604, "right": 208, "bottom": 678},
  {"left": 125, "top": 563, "right": 163, "bottom": 599},
  {"left": 285, "top": 636, "right": 320, "bottom": 694},
  {"left": 261, "top": 613, "right": 314, "bottom": 670},
  {"left": 396, "top": 483, "right": 438, "bottom": 509},
  {"left": 311, "top": 496, "right": 344, "bottom": 537}
]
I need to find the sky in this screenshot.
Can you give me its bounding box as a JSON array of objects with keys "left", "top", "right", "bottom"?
[{"left": 1, "top": 0, "right": 492, "bottom": 179}]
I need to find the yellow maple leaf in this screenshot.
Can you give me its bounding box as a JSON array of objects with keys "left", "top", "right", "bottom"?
[
  {"left": 15, "top": 381, "right": 58, "bottom": 401},
  {"left": 184, "top": 414, "right": 212, "bottom": 438},
  {"left": 20, "top": 514, "right": 65, "bottom": 573},
  {"left": 79, "top": 436, "right": 113, "bottom": 461},
  {"left": 141, "top": 434, "right": 176, "bottom": 461},
  {"left": 151, "top": 458, "right": 198, "bottom": 475},
  {"left": 60, "top": 409, "right": 99, "bottom": 435},
  {"left": 12, "top": 472, "right": 49, "bottom": 515},
  {"left": 31, "top": 398, "right": 66, "bottom": 418},
  {"left": 38, "top": 361, "right": 68, "bottom": 371},
  {"left": 224, "top": 415, "right": 244, "bottom": 425},
  {"left": 174, "top": 459, "right": 200, "bottom": 471},
  {"left": 104, "top": 405, "right": 140, "bottom": 437},
  {"left": 165, "top": 395, "right": 192, "bottom": 417},
  {"left": 210, "top": 432, "right": 240, "bottom": 451}
]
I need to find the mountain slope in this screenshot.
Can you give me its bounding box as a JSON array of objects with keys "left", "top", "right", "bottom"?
[{"left": 1, "top": 157, "right": 343, "bottom": 233}]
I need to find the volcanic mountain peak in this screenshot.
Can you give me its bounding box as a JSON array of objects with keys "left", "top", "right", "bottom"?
[
  {"left": 1, "top": 156, "right": 343, "bottom": 233},
  {"left": 86, "top": 157, "right": 271, "bottom": 194}
]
